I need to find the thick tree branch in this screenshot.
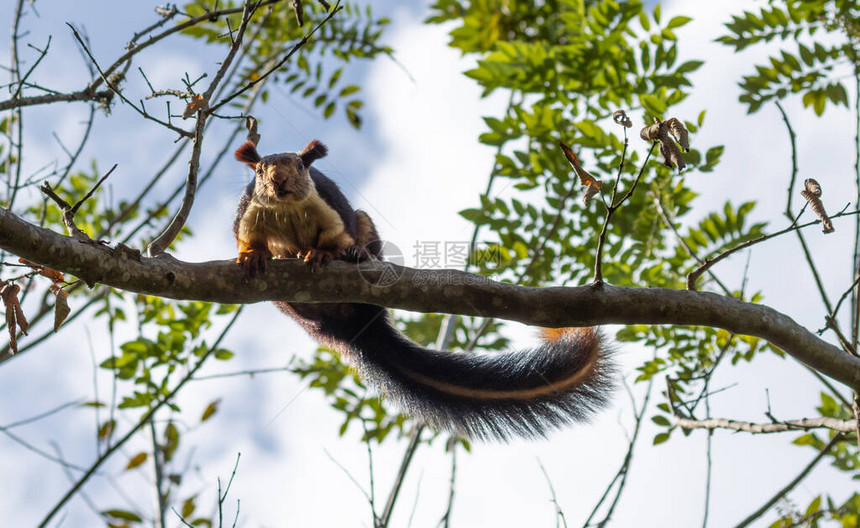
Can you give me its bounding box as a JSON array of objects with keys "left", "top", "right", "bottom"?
[
  {"left": 0, "top": 207, "right": 859, "bottom": 390},
  {"left": 0, "top": 88, "right": 114, "bottom": 112}
]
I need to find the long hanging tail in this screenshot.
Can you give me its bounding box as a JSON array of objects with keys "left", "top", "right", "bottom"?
[{"left": 281, "top": 302, "right": 615, "bottom": 441}]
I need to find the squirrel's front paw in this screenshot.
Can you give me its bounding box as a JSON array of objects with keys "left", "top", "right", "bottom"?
[
  {"left": 237, "top": 249, "right": 272, "bottom": 276},
  {"left": 302, "top": 248, "right": 336, "bottom": 269},
  {"left": 343, "top": 244, "right": 375, "bottom": 262}
]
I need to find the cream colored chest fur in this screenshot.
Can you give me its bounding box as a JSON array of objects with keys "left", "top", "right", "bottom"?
[{"left": 237, "top": 190, "right": 347, "bottom": 257}]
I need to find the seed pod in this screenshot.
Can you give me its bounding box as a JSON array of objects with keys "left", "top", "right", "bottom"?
[
  {"left": 800, "top": 178, "right": 834, "bottom": 233},
  {"left": 613, "top": 109, "right": 632, "bottom": 128}
]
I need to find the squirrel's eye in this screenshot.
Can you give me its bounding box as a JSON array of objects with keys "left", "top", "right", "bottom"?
[{"left": 297, "top": 161, "right": 305, "bottom": 170}]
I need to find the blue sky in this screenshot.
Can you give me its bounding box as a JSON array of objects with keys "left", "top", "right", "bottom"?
[{"left": 0, "top": 1, "right": 857, "bottom": 527}]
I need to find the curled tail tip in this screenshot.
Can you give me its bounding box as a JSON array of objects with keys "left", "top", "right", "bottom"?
[{"left": 349, "top": 317, "right": 614, "bottom": 442}]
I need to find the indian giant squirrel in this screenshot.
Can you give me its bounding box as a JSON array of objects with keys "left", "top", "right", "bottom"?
[{"left": 234, "top": 139, "right": 614, "bottom": 441}]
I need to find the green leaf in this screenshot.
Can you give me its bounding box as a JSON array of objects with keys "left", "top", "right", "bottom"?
[
  {"left": 459, "top": 208, "right": 484, "bottom": 222},
  {"left": 328, "top": 67, "right": 343, "bottom": 89},
  {"left": 793, "top": 433, "right": 818, "bottom": 446},
  {"left": 214, "top": 349, "right": 234, "bottom": 360},
  {"left": 640, "top": 94, "right": 667, "bottom": 116},
  {"left": 126, "top": 452, "right": 148, "bottom": 470},
  {"left": 639, "top": 11, "right": 651, "bottom": 31},
  {"left": 651, "top": 415, "right": 671, "bottom": 427},
  {"left": 103, "top": 509, "right": 143, "bottom": 523},
  {"left": 201, "top": 400, "right": 220, "bottom": 422},
  {"left": 653, "top": 432, "right": 671, "bottom": 445},
  {"left": 323, "top": 102, "right": 336, "bottom": 119},
  {"left": 676, "top": 60, "right": 703, "bottom": 74},
  {"left": 339, "top": 85, "right": 360, "bottom": 97},
  {"left": 805, "top": 495, "right": 822, "bottom": 516},
  {"left": 666, "top": 16, "right": 692, "bottom": 29}
]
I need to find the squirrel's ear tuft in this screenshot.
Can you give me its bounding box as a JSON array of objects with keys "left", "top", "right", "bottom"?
[
  {"left": 235, "top": 141, "right": 261, "bottom": 168},
  {"left": 300, "top": 139, "right": 327, "bottom": 167}
]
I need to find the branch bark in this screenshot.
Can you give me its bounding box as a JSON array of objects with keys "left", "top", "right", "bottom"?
[
  {"left": 675, "top": 416, "right": 856, "bottom": 434},
  {"left": 0, "top": 207, "right": 859, "bottom": 390}
]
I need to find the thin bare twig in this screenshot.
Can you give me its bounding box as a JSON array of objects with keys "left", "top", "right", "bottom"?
[
  {"left": 68, "top": 24, "right": 192, "bottom": 138},
  {"left": 323, "top": 447, "right": 376, "bottom": 515},
  {"left": 37, "top": 309, "right": 243, "bottom": 528},
  {"left": 5, "top": 0, "right": 26, "bottom": 212},
  {"left": 39, "top": 164, "right": 117, "bottom": 241},
  {"left": 732, "top": 433, "right": 844, "bottom": 528},
  {"left": 379, "top": 426, "right": 422, "bottom": 527},
  {"left": 850, "top": 68, "right": 860, "bottom": 348},
  {"left": 652, "top": 191, "right": 732, "bottom": 296},
  {"left": 202, "top": 0, "right": 258, "bottom": 103},
  {"left": 0, "top": 399, "right": 81, "bottom": 429},
  {"left": 675, "top": 416, "right": 856, "bottom": 434},
  {"left": 193, "top": 365, "right": 291, "bottom": 380},
  {"left": 0, "top": 5, "right": 275, "bottom": 365},
  {"left": 143, "top": 93, "right": 203, "bottom": 254},
  {"left": 832, "top": 275, "right": 860, "bottom": 323},
  {"left": 208, "top": 2, "right": 343, "bottom": 114},
  {"left": 688, "top": 206, "right": 859, "bottom": 291},
  {"left": 360, "top": 417, "right": 378, "bottom": 524},
  {"left": 775, "top": 103, "right": 836, "bottom": 317},
  {"left": 594, "top": 143, "right": 656, "bottom": 282},
  {"left": 584, "top": 379, "right": 653, "bottom": 527},
  {"left": 87, "top": 0, "right": 283, "bottom": 95},
  {"left": 0, "top": 425, "right": 93, "bottom": 473},
  {"left": 217, "top": 452, "right": 242, "bottom": 527},
  {"left": 538, "top": 459, "right": 568, "bottom": 528},
  {"left": 437, "top": 440, "right": 457, "bottom": 528},
  {"left": 149, "top": 417, "right": 168, "bottom": 528},
  {"left": 128, "top": 5, "right": 179, "bottom": 46},
  {"left": 146, "top": 0, "right": 315, "bottom": 256}
]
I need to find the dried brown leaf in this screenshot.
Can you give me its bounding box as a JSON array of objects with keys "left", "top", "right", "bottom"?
[
  {"left": 50, "top": 285, "right": 71, "bottom": 332},
  {"left": 804, "top": 178, "right": 822, "bottom": 196},
  {"left": 181, "top": 94, "right": 208, "bottom": 119},
  {"left": 659, "top": 139, "right": 685, "bottom": 171},
  {"left": 640, "top": 121, "right": 663, "bottom": 141},
  {"left": 559, "top": 142, "right": 603, "bottom": 206},
  {"left": 665, "top": 118, "right": 690, "bottom": 152},
  {"left": 559, "top": 142, "right": 602, "bottom": 188},
  {"left": 3, "top": 291, "right": 16, "bottom": 354},
  {"left": 2, "top": 284, "right": 27, "bottom": 341},
  {"left": 801, "top": 178, "right": 834, "bottom": 233},
  {"left": 582, "top": 184, "right": 600, "bottom": 206},
  {"left": 18, "top": 258, "right": 64, "bottom": 283},
  {"left": 642, "top": 118, "right": 688, "bottom": 171},
  {"left": 13, "top": 298, "right": 28, "bottom": 336},
  {"left": 245, "top": 116, "right": 260, "bottom": 146}
]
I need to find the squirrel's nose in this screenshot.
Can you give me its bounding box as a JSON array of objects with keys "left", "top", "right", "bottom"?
[{"left": 270, "top": 169, "right": 288, "bottom": 183}]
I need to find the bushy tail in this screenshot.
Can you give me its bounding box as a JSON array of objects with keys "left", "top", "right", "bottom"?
[{"left": 279, "top": 302, "right": 615, "bottom": 441}]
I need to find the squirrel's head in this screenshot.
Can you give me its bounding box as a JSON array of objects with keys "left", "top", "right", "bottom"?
[{"left": 235, "top": 140, "right": 328, "bottom": 203}]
